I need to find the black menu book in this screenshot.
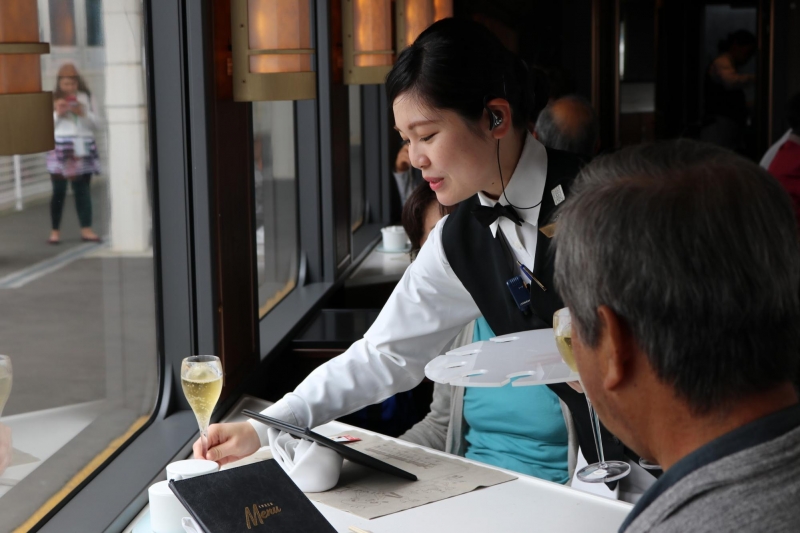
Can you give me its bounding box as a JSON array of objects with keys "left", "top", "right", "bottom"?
[{"left": 169, "top": 459, "right": 337, "bottom": 533}]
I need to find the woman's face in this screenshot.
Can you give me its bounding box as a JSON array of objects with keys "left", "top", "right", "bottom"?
[
  {"left": 393, "top": 95, "right": 495, "bottom": 206},
  {"left": 59, "top": 76, "right": 78, "bottom": 95}
]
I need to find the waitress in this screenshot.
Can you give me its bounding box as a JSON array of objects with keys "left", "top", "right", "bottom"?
[{"left": 196, "top": 18, "right": 635, "bottom": 490}]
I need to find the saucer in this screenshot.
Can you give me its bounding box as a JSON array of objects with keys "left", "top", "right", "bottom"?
[{"left": 376, "top": 243, "right": 411, "bottom": 254}]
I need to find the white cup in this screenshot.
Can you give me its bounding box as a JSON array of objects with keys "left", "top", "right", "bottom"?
[
  {"left": 149, "top": 480, "right": 188, "bottom": 533},
  {"left": 381, "top": 225, "right": 408, "bottom": 251},
  {"left": 165, "top": 459, "right": 219, "bottom": 481},
  {"left": 149, "top": 460, "right": 219, "bottom": 533}
]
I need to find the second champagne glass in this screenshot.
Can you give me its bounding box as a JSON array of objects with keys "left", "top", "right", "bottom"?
[
  {"left": 181, "top": 355, "right": 223, "bottom": 457},
  {"left": 553, "top": 308, "right": 630, "bottom": 483},
  {"left": 0, "top": 355, "right": 11, "bottom": 418}
]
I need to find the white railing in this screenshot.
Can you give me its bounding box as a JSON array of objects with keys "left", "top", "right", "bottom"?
[
  {"left": 0, "top": 130, "right": 107, "bottom": 212},
  {"left": 0, "top": 153, "right": 50, "bottom": 211}
]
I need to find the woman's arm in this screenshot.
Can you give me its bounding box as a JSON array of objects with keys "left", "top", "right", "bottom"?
[
  {"left": 200, "top": 219, "right": 481, "bottom": 462},
  {"left": 252, "top": 218, "right": 481, "bottom": 444}
]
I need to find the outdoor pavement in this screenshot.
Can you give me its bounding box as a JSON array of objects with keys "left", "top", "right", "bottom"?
[
  {"left": 0, "top": 181, "right": 160, "bottom": 528},
  {"left": 0, "top": 181, "right": 158, "bottom": 416}
]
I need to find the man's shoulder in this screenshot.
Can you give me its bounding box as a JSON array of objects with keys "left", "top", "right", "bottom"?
[
  {"left": 637, "top": 483, "right": 800, "bottom": 533},
  {"left": 627, "top": 426, "right": 800, "bottom": 533}
]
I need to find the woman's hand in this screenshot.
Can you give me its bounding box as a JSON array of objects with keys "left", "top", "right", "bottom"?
[
  {"left": 192, "top": 422, "right": 261, "bottom": 466},
  {"left": 54, "top": 99, "right": 71, "bottom": 117}
]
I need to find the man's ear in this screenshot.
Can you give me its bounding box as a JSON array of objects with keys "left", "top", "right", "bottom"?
[{"left": 595, "top": 305, "right": 635, "bottom": 391}]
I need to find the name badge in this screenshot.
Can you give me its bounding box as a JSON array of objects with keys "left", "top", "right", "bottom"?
[{"left": 551, "top": 185, "right": 565, "bottom": 206}]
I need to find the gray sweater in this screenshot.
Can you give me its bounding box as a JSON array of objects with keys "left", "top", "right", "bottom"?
[{"left": 623, "top": 406, "right": 800, "bottom": 533}]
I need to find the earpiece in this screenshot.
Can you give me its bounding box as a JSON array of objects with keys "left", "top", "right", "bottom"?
[
  {"left": 483, "top": 96, "right": 503, "bottom": 131},
  {"left": 487, "top": 108, "right": 503, "bottom": 131}
]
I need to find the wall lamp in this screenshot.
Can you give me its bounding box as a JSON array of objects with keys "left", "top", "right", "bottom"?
[
  {"left": 0, "top": 0, "right": 54, "bottom": 155},
  {"left": 395, "top": 0, "right": 452, "bottom": 53},
  {"left": 231, "top": 0, "right": 316, "bottom": 102},
  {"left": 343, "top": 0, "right": 394, "bottom": 85}
]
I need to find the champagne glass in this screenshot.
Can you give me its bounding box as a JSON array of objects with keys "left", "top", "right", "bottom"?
[
  {"left": 181, "top": 356, "right": 223, "bottom": 457},
  {"left": 553, "top": 309, "right": 630, "bottom": 483},
  {"left": 0, "top": 356, "right": 11, "bottom": 418}
]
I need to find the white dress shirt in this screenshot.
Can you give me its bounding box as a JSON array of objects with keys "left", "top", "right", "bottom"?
[{"left": 253, "top": 135, "right": 550, "bottom": 444}]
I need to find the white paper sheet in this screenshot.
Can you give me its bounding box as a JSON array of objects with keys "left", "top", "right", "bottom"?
[{"left": 308, "top": 431, "right": 516, "bottom": 519}]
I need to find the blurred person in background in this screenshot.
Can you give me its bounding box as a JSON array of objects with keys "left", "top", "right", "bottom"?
[
  {"left": 533, "top": 95, "right": 599, "bottom": 158},
  {"left": 393, "top": 143, "right": 424, "bottom": 206},
  {"left": 700, "top": 30, "right": 757, "bottom": 153},
  {"left": 46, "top": 63, "right": 101, "bottom": 245},
  {"left": 767, "top": 92, "right": 800, "bottom": 231}
]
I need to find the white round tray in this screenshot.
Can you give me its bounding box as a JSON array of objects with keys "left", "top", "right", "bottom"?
[{"left": 424, "top": 329, "right": 579, "bottom": 387}]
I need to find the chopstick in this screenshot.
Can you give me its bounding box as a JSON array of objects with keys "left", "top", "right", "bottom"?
[{"left": 348, "top": 527, "right": 372, "bottom": 533}]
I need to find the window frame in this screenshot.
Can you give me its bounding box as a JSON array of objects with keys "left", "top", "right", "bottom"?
[{"left": 351, "top": 84, "right": 390, "bottom": 259}]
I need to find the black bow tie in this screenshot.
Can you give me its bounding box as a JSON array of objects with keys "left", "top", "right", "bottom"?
[{"left": 471, "top": 203, "right": 524, "bottom": 227}]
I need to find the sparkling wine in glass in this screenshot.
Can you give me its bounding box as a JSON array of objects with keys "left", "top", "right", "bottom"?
[
  {"left": 0, "top": 356, "right": 12, "bottom": 418},
  {"left": 181, "top": 355, "right": 223, "bottom": 457},
  {"left": 553, "top": 309, "right": 630, "bottom": 483}
]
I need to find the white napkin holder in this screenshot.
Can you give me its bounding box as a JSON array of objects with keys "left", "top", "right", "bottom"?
[
  {"left": 149, "top": 459, "right": 219, "bottom": 533},
  {"left": 268, "top": 428, "right": 342, "bottom": 492}
]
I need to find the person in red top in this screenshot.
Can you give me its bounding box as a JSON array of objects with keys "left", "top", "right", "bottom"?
[{"left": 768, "top": 93, "right": 800, "bottom": 231}]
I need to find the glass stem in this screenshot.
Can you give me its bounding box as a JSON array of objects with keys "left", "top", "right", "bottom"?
[
  {"left": 586, "top": 397, "right": 608, "bottom": 469},
  {"left": 201, "top": 428, "right": 208, "bottom": 459}
]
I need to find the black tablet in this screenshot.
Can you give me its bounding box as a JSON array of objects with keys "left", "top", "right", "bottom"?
[{"left": 242, "top": 409, "right": 418, "bottom": 482}]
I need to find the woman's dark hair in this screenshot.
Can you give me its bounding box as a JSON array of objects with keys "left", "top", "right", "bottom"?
[
  {"left": 718, "top": 29, "right": 756, "bottom": 53},
  {"left": 402, "top": 182, "right": 455, "bottom": 255},
  {"left": 386, "top": 18, "right": 549, "bottom": 130}
]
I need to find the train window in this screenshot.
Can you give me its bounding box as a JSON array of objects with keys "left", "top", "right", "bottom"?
[
  {"left": 86, "top": 0, "right": 104, "bottom": 47},
  {"left": 0, "top": 1, "right": 157, "bottom": 529},
  {"left": 49, "top": 0, "right": 77, "bottom": 46},
  {"left": 253, "top": 101, "right": 300, "bottom": 317},
  {"left": 349, "top": 85, "right": 366, "bottom": 231}
]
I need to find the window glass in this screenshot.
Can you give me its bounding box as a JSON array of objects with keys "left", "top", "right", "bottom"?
[
  {"left": 349, "top": 85, "right": 365, "bottom": 231},
  {"left": 86, "top": 0, "right": 104, "bottom": 47},
  {"left": 253, "top": 101, "right": 299, "bottom": 317},
  {"left": 0, "top": 2, "right": 157, "bottom": 529},
  {"left": 49, "top": 0, "right": 77, "bottom": 46}
]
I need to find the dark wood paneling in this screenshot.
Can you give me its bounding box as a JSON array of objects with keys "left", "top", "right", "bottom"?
[{"left": 210, "top": 0, "right": 259, "bottom": 397}]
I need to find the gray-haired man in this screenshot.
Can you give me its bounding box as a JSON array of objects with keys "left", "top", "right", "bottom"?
[
  {"left": 533, "top": 95, "right": 599, "bottom": 157},
  {"left": 554, "top": 140, "right": 800, "bottom": 533}
]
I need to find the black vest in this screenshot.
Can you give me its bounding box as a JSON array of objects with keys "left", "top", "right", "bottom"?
[{"left": 442, "top": 147, "right": 626, "bottom": 469}]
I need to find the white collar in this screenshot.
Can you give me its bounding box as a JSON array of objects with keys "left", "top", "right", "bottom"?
[{"left": 477, "top": 134, "right": 548, "bottom": 237}]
